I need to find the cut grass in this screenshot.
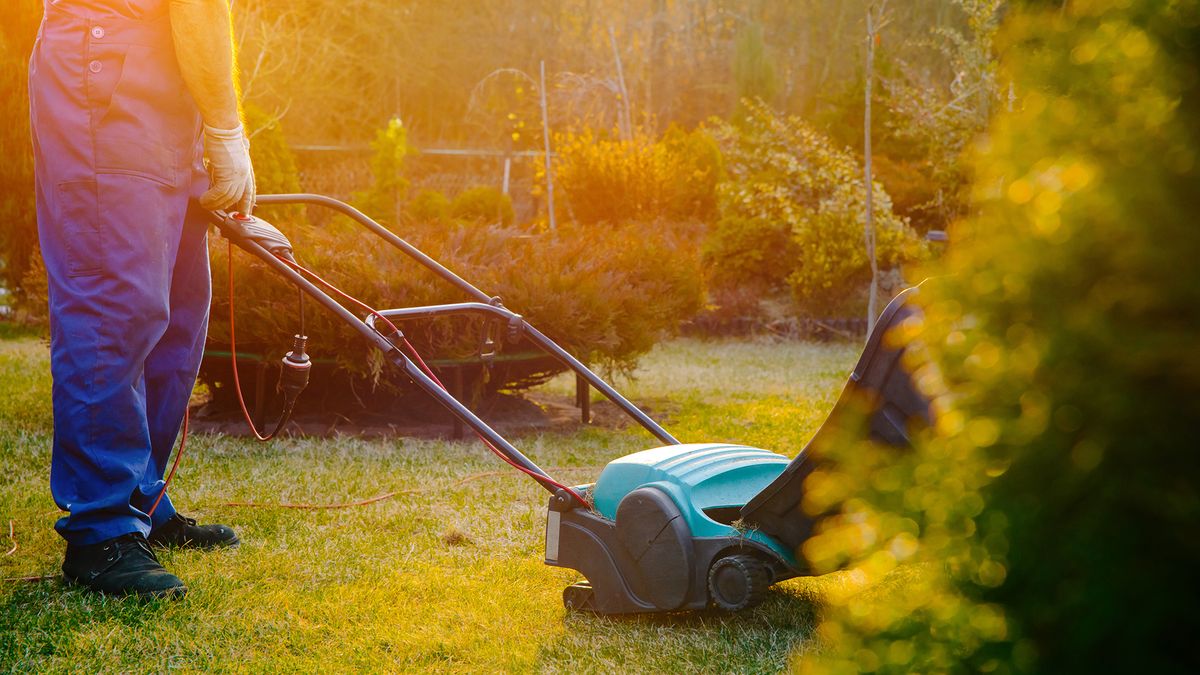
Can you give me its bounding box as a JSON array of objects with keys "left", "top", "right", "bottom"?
[{"left": 0, "top": 332, "right": 859, "bottom": 673}]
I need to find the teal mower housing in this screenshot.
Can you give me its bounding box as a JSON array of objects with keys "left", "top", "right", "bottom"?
[
  {"left": 209, "top": 196, "right": 931, "bottom": 616},
  {"left": 545, "top": 286, "right": 931, "bottom": 614},
  {"left": 545, "top": 444, "right": 798, "bottom": 613}
]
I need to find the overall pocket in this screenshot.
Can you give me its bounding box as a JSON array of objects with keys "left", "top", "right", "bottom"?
[
  {"left": 95, "top": 43, "right": 192, "bottom": 188},
  {"left": 54, "top": 180, "right": 104, "bottom": 278},
  {"left": 86, "top": 39, "right": 128, "bottom": 125},
  {"left": 94, "top": 135, "right": 178, "bottom": 188}
]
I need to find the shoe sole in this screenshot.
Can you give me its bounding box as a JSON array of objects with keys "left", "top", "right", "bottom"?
[{"left": 63, "top": 574, "right": 188, "bottom": 600}]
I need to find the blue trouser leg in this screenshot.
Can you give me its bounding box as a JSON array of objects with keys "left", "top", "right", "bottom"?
[
  {"left": 31, "top": 4, "right": 209, "bottom": 545},
  {"left": 42, "top": 170, "right": 196, "bottom": 544},
  {"left": 130, "top": 202, "right": 212, "bottom": 529}
]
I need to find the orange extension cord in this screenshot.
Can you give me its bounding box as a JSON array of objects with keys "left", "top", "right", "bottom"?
[{"left": 4, "top": 240, "right": 590, "bottom": 584}]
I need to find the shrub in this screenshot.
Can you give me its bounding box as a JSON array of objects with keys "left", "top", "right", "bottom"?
[
  {"left": 244, "top": 103, "right": 305, "bottom": 227},
  {"left": 449, "top": 186, "right": 514, "bottom": 226},
  {"left": 409, "top": 188, "right": 451, "bottom": 222},
  {"left": 702, "top": 215, "right": 796, "bottom": 292},
  {"left": 708, "top": 100, "right": 923, "bottom": 317},
  {"left": 802, "top": 1, "right": 1200, "bottom": 672},
  {"left": 352, "top": 116, "right": 410, "bottom": 225},
  {"left": 870, "top": 154, "right": 945, "bottom": 232},
  {"left": 547, "top": 126, "right": 721, "bottom": 225},
  {"left": 205, "top": 215, "right": 704, "bottom": 399},
  {"left": 205, "top": 118, "right": 702, "bottom": 404},
  {"left": 816, "top": 58, "right": 950, "bottom": 234}
]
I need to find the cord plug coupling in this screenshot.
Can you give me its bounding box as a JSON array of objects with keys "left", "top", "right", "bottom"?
[{"left": 279, "top": 334, "right": 311, "bottom": 403}]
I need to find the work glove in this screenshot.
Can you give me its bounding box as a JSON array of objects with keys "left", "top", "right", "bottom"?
[{"left": 200, "top": 123, "right": 256, "bottom": 215}]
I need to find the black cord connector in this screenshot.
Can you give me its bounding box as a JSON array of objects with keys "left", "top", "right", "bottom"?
[{"left": 279, "top": 334, "right": 311, "bottom": 404}]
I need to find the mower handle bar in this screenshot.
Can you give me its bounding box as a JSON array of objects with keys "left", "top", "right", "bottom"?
[
  {"left": 255, "top": 194, "right": 494, "bottom": 304},
  {"left": 255, "top": 194, "right": 679, "bottom": 446},
  {"left": 207, "top": 209, "right": 576, "bottom": 495},
  {"left": 211, "top": 195, "right": 681, "bottom": 495}
]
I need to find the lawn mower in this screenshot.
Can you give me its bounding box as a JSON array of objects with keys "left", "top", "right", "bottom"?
[{"left": 210, "top": 194, "right": 932, "bottom": 615}]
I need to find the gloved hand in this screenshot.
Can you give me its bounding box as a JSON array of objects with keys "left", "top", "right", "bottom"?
[{"left": 200, "top": 123, "right": 256, "bottom": 215}]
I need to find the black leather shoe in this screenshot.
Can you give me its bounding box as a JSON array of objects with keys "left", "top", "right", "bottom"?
[
  {"left": 148, "top": 513, "right": 239, "bottom": 550},
  {"left": 62, "top": 532, "right": 187, "bottom": 599}
]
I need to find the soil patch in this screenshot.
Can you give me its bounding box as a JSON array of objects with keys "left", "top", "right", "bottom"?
[{"left": 188, "top": 390, "right": 673, "bottom": 439}]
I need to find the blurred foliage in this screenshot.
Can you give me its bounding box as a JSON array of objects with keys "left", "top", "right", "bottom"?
[
  {"left": 0, "top": 0, "right": 1002, "bottom": 307},
  {"left": 230, "top": 0, "right": 984, "bottom": 142},
  {"left": 818, "top": 57, "right": 945, "bottom": 234},
  {"left": 352, "top": 117, "right": 411, "bottom": 226},
  {"left": 244, "top": 103, "right": 306, "bottom": 227},
  {"left": 0, "top": 3, "right": 40, "bottom": 312},
  {"left": 408, "top": 188, "right": 452, "bottom": 223},
  {"left": 547, "top": 126, "right": 721, "bottom": 225},
  {"left": 707, "top": 101, "right": 923, "bottom": 318},
  {"left": 246, "top": 105, "right": 302, "bottom": 196},
  {"left": 885, "top": 0, "right": 1005, "bottom": 231},
  {"left": 450, "top": 186, "right": 515, "bottom": 227},
  {"left": 800, "top": 0, "right": 1200, "bottom": 672},
  {"left": 733, "top": 22, "right": 779, "bottom": 114},
  {"left": 13, "top": 251, "right": 47, "bottom": 327},
  {"left": 817, "top": 0, "right": 1004, "bottom": 233},
  {"left": 465, "top": 69, "right": 539, "bottom": 150}
]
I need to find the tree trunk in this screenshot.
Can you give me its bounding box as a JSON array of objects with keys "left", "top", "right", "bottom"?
[
  {"left": 864, "top": 5, "right": 880, "bottom": 337},
  {"left": 540, "top": 60, "right": 557, "bottom": 230}
]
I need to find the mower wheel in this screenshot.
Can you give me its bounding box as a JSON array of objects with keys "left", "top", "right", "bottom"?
[
  {"left": 707, "top": 554, "right": 770, "bottom": 612},
  {"left": 563, "top": 581, "right": 597, "bottom": 611}
]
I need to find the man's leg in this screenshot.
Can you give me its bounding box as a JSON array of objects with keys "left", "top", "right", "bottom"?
[
  {"left": 134, "top": 199, "right": 239, "bottom": 550},
  {"left": 44, "top": 172, "right": 184, "bottom": 545},
  {"left": 132, "top": 201, "right": 212, "bottom": 528},
  {"left": 43, "top": 171, "right": 199, "bottom": 596},
  {"left": 33, "top": 3, "right": 216, "bottom": 597},
  {"left": 38, "top": 171, "right": 192, "bottom": 597}
]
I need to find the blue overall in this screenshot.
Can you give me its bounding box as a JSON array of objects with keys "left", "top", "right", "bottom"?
[{"left": 30, "top": 0, "right": 212, "bottom": 544}]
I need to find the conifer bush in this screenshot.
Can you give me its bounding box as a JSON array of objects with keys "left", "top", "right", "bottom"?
[
  {"left": 800, "top": 1, "right": 1200, "bottom": 672},
  {"left": 449, "top": 186, "right": 514, "bottom": 226},
  {"left": 205, "top": 215, "right": 703, "bottom": 402},
  {"left": 548, "top": 126, "right": 722, "bottom": 225},
  {"left": 409, "top": 189, "right": 451, "bottom": 223}
]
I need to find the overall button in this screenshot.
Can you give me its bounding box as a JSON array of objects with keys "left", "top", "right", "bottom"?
[
  {"left": 91, "top": 26, "right": 105, "bottom": 39},
  {"left": 88, "top": 60, "right": 102, "bottom": 73}
]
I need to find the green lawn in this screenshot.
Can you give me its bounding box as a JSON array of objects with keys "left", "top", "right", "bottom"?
[{"left": 0, "top": 331, "right": 859, "bottom": 673}]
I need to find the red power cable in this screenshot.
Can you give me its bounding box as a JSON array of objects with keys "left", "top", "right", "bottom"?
[
  {"left": 148, "top": 237, "right": 290, "bottom": 518},
  {"left": 273, "top": 255, "right": 588, "bottom": 506},
  {"left": 146, "top": 409, "right": 187, "bottom": 518},
  {"left": 227, "top": 240, "right": 286, "bottom": 442},
  {"left": 114, "top": 236, "right": 590, "bottom": 526}
]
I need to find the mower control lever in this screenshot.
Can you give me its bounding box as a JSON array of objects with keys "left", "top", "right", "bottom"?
[{"left": 213, "top": 211, "right": 296, "bottom": 262}]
